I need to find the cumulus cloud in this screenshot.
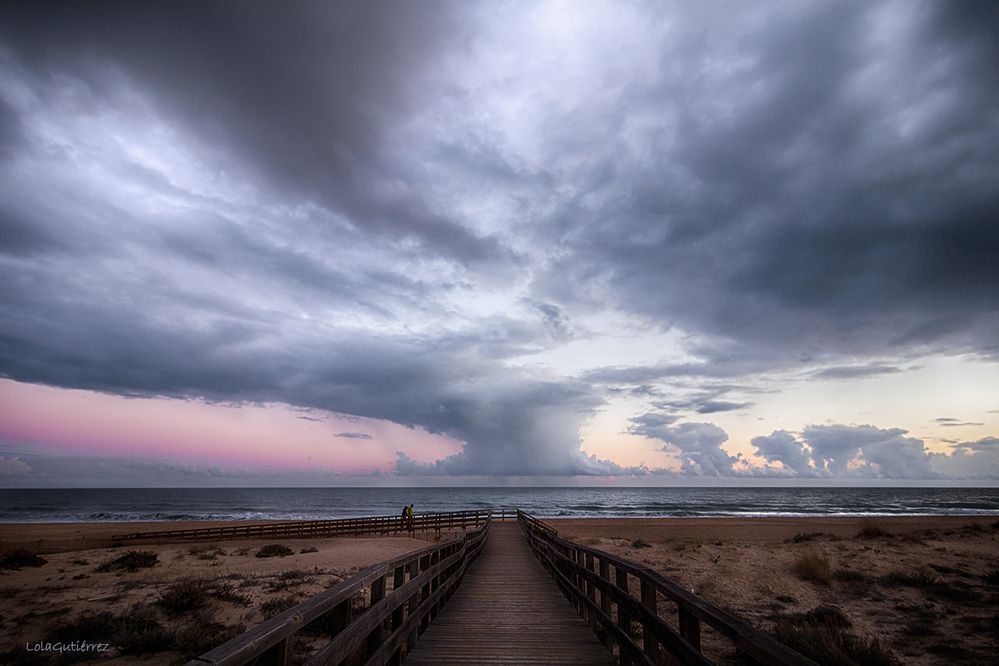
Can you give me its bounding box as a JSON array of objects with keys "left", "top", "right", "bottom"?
[
  {"left": 630, "top": 417, "right": 736, "bottom": 476},
  {"left": 751, "top": 430, "right": 816, "bottom": 476},
  {"left": 803, "top": 424, "right": 936, "bottom": 478}
]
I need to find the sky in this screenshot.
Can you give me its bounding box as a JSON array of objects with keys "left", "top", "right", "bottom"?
[{"left": 0, "top": 0, "right": 997, "bottom": 487}]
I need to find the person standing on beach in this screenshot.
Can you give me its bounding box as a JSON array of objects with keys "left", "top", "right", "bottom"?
[
  {"left": 406, "top": 504, "right": 415, "bottom": 534},
  {"left": 400, "top": 505, "right": 409, "bottom": 533}
]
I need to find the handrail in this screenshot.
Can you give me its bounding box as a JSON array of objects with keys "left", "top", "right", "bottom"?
[
  {"left": 516, "top": 510, "right": 817, "bottom": 666},
  {"left": 112, "top": 509, "right": 493, "bottom": 544},
  {"left": 187, "top": 519, "right": 490, "bottom": 666}
]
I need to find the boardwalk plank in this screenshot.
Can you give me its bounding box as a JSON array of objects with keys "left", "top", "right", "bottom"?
[{"left": 405, "top": 523, "right": 615, "bottom": 665}]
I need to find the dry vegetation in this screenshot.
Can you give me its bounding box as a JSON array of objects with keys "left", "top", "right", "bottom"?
[
  {"left": 560, "top": 517, "right": 999, "bottom": 665},
  {"left": 0, "top": 534, "right": 434, "bottom": 664}
]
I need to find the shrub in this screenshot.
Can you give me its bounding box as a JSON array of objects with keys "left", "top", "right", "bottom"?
[
  {"left": 833, "top": 568, "right": 868, "bottom": 583},
  {"left": 256, "top": 544, "right": 294, "bottom": 558},
  {"left": 260, "top": 594, "right": 299, "bottom": 618},
  {"left": 0, "top": 549, "right": 48, "bottom": 569},
  {"left": 110, "top": 605, "right": 173, "bottom": 653},
  {"left": 208, "top": 580, "right": 252, "bottom": 605},
  {"left": 631, "top": 539, "right": 652, "bottom": 549},
  {"left": 788, "top": 532, "right": 825, "bottom": 544},
  {"left": 48, "top": 610, "right": 118, "bottom": 642},
  {"left": 772, "top": 605, "right": 900, "bottom": 666},
  {"left": 857, "top": 522, "right": 892, "bottom": 539},
  {"left": 157, "top": 579, "right": 210, "bottom": 615},
  {"left": 173, "top": 621, "right": 245, "bottom": 660},
  {"left": 793, "top": 552, "right": 832, "bottom": 584},
  {"left": 96, "top": 550, "right": 159, "bottom": 572},
  {"left": 884, "top": 569, "right": 939, "bottom": 588}
]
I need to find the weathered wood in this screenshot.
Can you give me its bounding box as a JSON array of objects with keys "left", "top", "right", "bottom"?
[
  {"left": 599, "top": 559, "right": 613, "bottom": 649},
  {"left": 616, "top": 568, "right": 633, "bottom": 666},
  {"left": 257, "top": 636, "right": 290, "bottom": 666},
  {"left": 406, "top": 523, "right": 615, "bottom": 665},
  {"left": 640, "top": 579, "right": 659, "bottom": 663},
  {"left": 518, "top": 510, "right": 818, "bottom": 666},
  {"left": 114, "top": 509, "right": 491, "bottom": 546},
  {"left": 679, "top": 608, "right": 701, "bottom": 653},
  {"left": 189, "top": 521, "right": 487, "bottom": 666}
]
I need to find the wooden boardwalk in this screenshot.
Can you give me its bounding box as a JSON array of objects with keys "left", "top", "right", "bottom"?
[{"left": 405, "top": 522, "right": 616, "bottom": 665}]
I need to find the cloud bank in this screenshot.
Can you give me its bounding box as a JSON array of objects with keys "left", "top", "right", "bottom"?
[{"left": 0, "top": 1, "right": 996, "bottom": 480}]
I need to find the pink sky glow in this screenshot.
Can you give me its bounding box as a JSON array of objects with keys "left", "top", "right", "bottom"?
[{"left": 0, "top": 379, "right": 462, "bottom": 474}]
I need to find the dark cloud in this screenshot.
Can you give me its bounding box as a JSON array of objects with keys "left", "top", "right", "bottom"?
[
  {"left": 933, "top": 418, "right": 985, "bottom": 427},
  {"left": 535, "top": 1, "right": 999, "bottom": 365},
  {"left": 335, "top": 432, "right": 373, "bottom": 440},
  {"left": 696, "top": 401, "right": 753, "bottom": 414},
  {"left": 813, "top": 365, "right": 904, "bottom": 380},
  {"left": 0, "top": 2, "right": 995, "bottom": 480},
  {"left": 0, "top": 1, "right": 510, "bottom": 266}
]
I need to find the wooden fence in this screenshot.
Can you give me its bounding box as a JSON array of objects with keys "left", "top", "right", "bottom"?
[
  {"left": 517, "top": 511, "right": 817, "bottom": 666},
  {"left": 187, "top": 519, "right": 490, "bottom": 666},
  {"left": 113, "top": 509, "right": 494, "bottom": 545}
]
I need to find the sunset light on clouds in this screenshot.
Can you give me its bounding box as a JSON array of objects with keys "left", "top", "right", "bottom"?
[{"left": 0, "top": 1, "right": 997, "bottom": 486}]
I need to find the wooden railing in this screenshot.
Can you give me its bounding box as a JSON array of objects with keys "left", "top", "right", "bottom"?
[
  {"left": 517, "top": 511, "right": 817, "bottom": 666},
  {"left": 187, "top": 519, "right": 490, "bottom": 666},
  {"left": 113, "top": 509, "right": 492, "bottom": 545}
]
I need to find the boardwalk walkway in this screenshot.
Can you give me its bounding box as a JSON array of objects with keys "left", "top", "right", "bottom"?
[{"left": 405, "top": 522, "right": 616, "bottom": 665}]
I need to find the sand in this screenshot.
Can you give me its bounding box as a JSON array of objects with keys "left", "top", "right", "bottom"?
[
  {"left": 554, "top": 515, "right": 999, "bottom": 665},
  {"left": 1, "top": 515, "right": 996, "bottom": 665},
  {"left": 0, "top": 530, "right": 446, "bottom": 664}
]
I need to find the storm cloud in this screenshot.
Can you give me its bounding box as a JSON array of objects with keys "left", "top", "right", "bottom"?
[{"left": 1, "top": 1, "right": 997, "bottom": 479}]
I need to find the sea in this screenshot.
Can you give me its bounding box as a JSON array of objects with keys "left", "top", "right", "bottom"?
[{"left": 0, "top": 487, "right": 997, "bottom": 523}]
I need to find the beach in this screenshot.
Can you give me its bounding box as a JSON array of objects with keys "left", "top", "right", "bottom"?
[
  {"left": 555, "top": 515, "right": 999, "bottom": 664},
  {"left": 0, "top": 515, "right": 996, "bottom": 664},
  {"left": 0, "top": 530, "right": 444, "bottom": 664}
]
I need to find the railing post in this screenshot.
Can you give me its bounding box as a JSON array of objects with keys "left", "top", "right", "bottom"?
[
  {"left": 367, "top": 574, "right": 386, "bottom": 658},
  {"left": 430, "top": 549, "right": 441, "bottom": 620},
  {"left": 419, "top": 553, "right": 432, "bottom": 635},
  {"left": 585, "top": 552, "right": 597, "bottom": 634},
  {"left": 678, "top": 607, "right": 702, "bottom": 653},
  {"left": 387, "top": 564, "right": 406, "bottom": 665},
  {"left": 599, "top": 558, "right": 613, "bottom": 649},
  {"left": 406, "top": 558, "right": 420, "bottom": 651},
  {"left": 330, "top": 598, "right": 351, "bottom": 637},
  {"left": 640, "top": 577, "right": 659, "bottom": 664},
  {"left": 616, "top": 568, "right": 632, "bottom": 666},
  {"left": 257, "top": 636, "right": 291, "bottom": 666}
]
